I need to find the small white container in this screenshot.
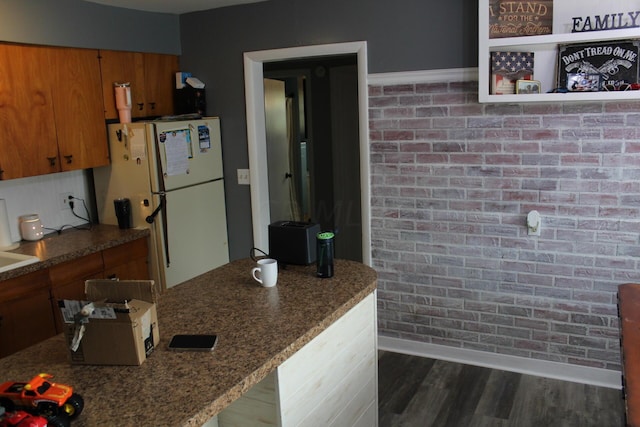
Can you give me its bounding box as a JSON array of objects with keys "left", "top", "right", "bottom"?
[{"left": 19, "top": 214, "right": 44, "bottom": 241}]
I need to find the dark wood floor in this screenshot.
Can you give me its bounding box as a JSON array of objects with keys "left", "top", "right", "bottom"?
[{"left": 378, "top": 351, "right": 625, "bottom": 427}]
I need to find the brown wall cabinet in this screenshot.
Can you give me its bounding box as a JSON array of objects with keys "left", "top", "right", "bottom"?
[
  {"left": 49, "top": 47, "right": 110, "bottom": 172},
  {"left": 0, "top": 237, "right": 149, "bottom": 358},
  {"left": 100, "top": 50, "right": 179, "bottom": 120},
  {"left": 0, "top": 44, "right": 108, "bottom": 180},
  {"left": 0, "top": 43, "right": 178, "bottom": 180}
]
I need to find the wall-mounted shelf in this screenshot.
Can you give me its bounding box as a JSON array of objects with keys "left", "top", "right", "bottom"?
[{"left": 478, "top": 0, "right": 640, "bottom": 103}]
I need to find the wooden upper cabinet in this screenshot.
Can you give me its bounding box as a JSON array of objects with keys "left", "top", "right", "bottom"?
[
  {"left": 143, "top": 53, "right": 179, "bottom": 118},
  {"left": 0, "top": 44, "right": 108, "bottom": 179},
  {"left": 0, "top": 44, "right": 59, "bottom": 179},
  {"left": 100, "top": 50, "right": 178, "bottom": 120},
  {"left": 48, "top": 47, "right": 109, "bottom": 171},
  {"left": 99, "top": 50, "right": 145, "bottom": 119}
]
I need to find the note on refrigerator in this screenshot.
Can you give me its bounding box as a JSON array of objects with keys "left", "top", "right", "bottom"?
[
  {"left": 160, "top": 129, "right": 192, "bottom": 176},
  {"left": 129, "top": 129, "right": 146, "bottom": 161}
]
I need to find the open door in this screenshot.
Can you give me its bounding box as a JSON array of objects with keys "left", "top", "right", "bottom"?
[{"left": 264, "top": 78, "right": 294, "bottom": 221}]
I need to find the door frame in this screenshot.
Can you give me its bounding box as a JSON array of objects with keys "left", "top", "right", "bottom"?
[{"left": 243, "top": 41, "right": 371, "bottom": 265}]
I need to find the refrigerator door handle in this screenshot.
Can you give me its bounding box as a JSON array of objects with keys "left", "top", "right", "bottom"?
[
  {"left": 147, "top": 193, "right": 171, "bottom": 268},
  {"left": 145, "top": 196, "right": 164, "bottom": 224}
]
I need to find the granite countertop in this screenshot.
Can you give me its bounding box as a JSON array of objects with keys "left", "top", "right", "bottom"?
[
  {"left": 0, "top": 257, "right": 377, "bottom": 426},
  {"left": 0, "top": 224, "right": 150, "bottom": 281}
]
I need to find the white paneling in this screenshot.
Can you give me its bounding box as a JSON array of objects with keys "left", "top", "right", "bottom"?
[
  {"left": 215, "top": 293, "right": 377, "bottom": 427},
  {"left": 324, "top": 366, "right": 377, "bottom": 427},
  {"left": 277, "top": 293, "right": 376, "bottom": 426},
  {"left": 351, "top": 399, "right": 378, "bottom": 427},
  {"left": 201, "top": 415, "right": 219, "bottom": 427},
  {"left": 280, "top": 328, "right": 374, "bottom": 424},
  {"left": 277, "top": 293, "right": 373, "bottom": 394},
  {"left": 218, "top": 372, "right": 278, "bottom": 426}
]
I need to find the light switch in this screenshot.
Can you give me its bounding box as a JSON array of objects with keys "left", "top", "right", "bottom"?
[{"left": 237, "top": 169, "right": 250, "bottom": 185}]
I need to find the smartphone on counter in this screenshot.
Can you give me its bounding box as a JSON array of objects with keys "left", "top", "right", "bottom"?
[{"left": 168, "top": 334, "right": 218, "bottom": 352}]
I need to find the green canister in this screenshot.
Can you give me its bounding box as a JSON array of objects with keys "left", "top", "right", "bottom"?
[{"left": 316, "top": 231, "right": 335, "bottom": 278}]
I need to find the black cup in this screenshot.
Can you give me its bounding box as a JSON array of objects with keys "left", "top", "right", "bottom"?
[
  {"left": 114, "top": 198, "right": 132, "bottom": 229},
  {"left": 316, "top": 231, "right": 335, "bottom": 278}
]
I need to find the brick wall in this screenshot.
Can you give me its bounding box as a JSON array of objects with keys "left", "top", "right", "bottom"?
[{"left": 370, "top": 79, "right": 640, "bottom": 370}]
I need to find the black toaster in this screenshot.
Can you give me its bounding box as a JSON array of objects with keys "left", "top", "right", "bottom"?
[{"left": 268, "top": 221, "right": 321, "bottom": 265}]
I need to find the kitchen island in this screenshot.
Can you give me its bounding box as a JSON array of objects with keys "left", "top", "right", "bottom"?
[{"left": 0, "top": 258, "right": 378, "bottom": 426}]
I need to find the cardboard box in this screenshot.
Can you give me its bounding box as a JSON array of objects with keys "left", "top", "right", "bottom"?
[{"left": 60, "top": 280, "right": 159, "bottom": 366}]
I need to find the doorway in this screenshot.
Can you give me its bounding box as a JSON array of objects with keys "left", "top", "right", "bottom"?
[
  {"left": 264, "top": 55, "right": 362, "bottom": 261},
  {"left": 243, "top": 42, "right": 371, "bottom": 265}
]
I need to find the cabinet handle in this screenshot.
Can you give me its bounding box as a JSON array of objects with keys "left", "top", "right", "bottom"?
[
  {"left": 149, "top": 102, "right": 156, "bottom": 110},
  {"left": 63, "top": 155, "right": 73, "bottom": 164},
  {"left": 0, "top": 166, "right": 4, "bottom": 180},
  {"left": 137, "top": 103, "right": 144, "bottom": 111},
  {"left": 47, "top": 156, "right": 57, "bottom": 167}
]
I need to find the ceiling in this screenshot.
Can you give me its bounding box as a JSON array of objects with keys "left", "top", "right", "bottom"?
[{"left": 82, "top": 0, "right": 268, "bottom": 14}]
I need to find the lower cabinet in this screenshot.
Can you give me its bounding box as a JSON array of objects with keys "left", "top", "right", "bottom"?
[
  {"left": 214, "top": 292, "right": 378, "bottom": 427},
  {"left": 49, "top": 252, "right": 104, "bottom": 333},
  {"left": 102, "top": 238, "right": 149, "bottom": 280},
  {"left": 0, "top": 237, "right": 150, "bottom": 358},
  {"left": 0, "top": 270, "right": 57, "bottom": 358}
]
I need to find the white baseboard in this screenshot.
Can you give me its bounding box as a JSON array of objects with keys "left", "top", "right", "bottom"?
[{"left": 378, "top": 336, "right": 622, "bottom": 389}]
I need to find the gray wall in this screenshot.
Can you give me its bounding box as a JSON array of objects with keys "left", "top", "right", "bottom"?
[
  {"left": 0, "top": 0, "right": 180, "bottom": 53},
  {"left": 179, "top": 0, "right": 478, "bottom": 259}
]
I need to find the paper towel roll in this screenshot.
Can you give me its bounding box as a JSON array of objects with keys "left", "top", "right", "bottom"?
[{"left": 0, "top": 199, "right": 17, "bottom": 250}]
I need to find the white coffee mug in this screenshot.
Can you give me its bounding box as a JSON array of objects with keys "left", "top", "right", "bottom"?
[{"left": 251, "top": 258, "right": 278, "bottom": 287}]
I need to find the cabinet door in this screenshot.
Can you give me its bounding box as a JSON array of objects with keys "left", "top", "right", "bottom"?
[
  {"left": 99, "top": 50, "right": 146, "bottom": 119},
  {"left": 49, "top": 251, "right": 104, "bottom": 333},
  {"left": 102, "top": 238, "right": 150, "bottom": 280},
  {"left": 0, "top": 44, "right": 59, "bottom": 179},
  {"left": 0, "top": 270, "right": 56, "bottom": 358},
  {"left": 48, "top": 47, "right": 109, "bottom": 171},
  {"left": 143, "top": 53, "right": 179, "bottom": 118}
]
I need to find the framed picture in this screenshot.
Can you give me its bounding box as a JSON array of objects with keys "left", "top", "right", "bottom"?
[
  {"left": 566, "top": 74, "right": 600, "bottom": 92},
  {"left": 557, "top": 39, "right": 640, "bottom": 91},
  {"left": 516, "top": 80, "right": 541, "bottom": 94},
  {"left": 490, "top": 51, "right": 534, "bottom": 95}
]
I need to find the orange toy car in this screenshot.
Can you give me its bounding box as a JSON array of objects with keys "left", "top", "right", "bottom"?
[{"left": 0, "top": 374, "right": 83, "bottom": 425}]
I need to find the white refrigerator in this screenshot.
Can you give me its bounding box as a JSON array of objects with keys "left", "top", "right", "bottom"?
[{"left": 93, "top": 117, "right": 229, "bottom": 290}]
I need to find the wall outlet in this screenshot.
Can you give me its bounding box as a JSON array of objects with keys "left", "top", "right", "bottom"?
[
  {"left": 237, "top": 169, "right": 250, "bottom": 185},
  {"left": 59, "top": 192, "right": 74, "bottom": 210}
]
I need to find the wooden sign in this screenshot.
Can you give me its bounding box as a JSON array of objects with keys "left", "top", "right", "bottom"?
[{"left": 489, "top": 0, "right": 553, "bottom": 38}]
